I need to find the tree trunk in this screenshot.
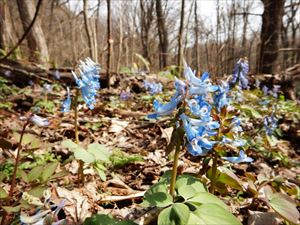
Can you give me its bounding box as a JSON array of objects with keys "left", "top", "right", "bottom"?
[
  {"left": 258, "top": 0, "right": 285, "bottom": 74},
  {"left": 140, "top": 0, "right": 154, "bottom": 64},
  {"left": 241, "top": 1, "right": 249, "bottom": 56},
  {"left": 16, "top": 0, "right": 49, "bottom": 66},
  {"left": 231, "top": 0, "right": 236, "bottom": 69},
  {"left": 0, "top": 0, "right": 16, "bottom": 51},
  {"left": 83, "top": 0, "right": 94, "bottom": 60},
  {"left": 156, "top": 0, "right": 168, "bottom": 69},
  {"left": 194, "top": 0, "right": 199, "bottom": 71},
  {"left": 106, "top": 0, "right": 112, "bottom": 88},
  {"left": 116, "top": 5, "right": 123, "bottom": 73},
  {"left": 177, "top": 0, "right": 185, "bottom": 76}
]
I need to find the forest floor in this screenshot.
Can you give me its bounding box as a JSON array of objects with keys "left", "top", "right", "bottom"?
[{"left": 0, "top": 72, "right": 299, "bottom": 225}]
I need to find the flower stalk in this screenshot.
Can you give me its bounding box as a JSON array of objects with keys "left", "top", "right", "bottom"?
[
  {"left": 74, "top": 89, "right": 84, "bottom": 185},
  {"left": 1, "top": 119, "right": 30, "bottom": 225},
  {"left": 209, "top": 153, "right": 218, "bottom": 194},
  {"left": 169, "top": 141, "right": 181, "bottom": 198}
]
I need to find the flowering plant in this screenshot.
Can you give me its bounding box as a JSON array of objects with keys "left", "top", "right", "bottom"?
[
  {"left": 61, "top": 58, "right": 101, "bottom": 184},
  {"left": 142, "top": 59, "right": 255, "bottom": 225}
]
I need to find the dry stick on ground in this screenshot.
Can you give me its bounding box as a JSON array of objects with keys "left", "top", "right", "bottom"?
[{"left": 0, "top": 0, "right": 43, "bottom": 63}]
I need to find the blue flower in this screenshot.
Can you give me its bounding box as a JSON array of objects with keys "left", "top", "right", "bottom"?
[
  {"left": 148, "top": 95, "right": 181, "bottom": 119},
  {"left": 220, "top": 137, "right": 246, "bottom": 147},
  {"left": 187, "top": 98, "right": 211, "bottom": 120},
  {"left": 222, "top": 150, "right": 253, "bottom": 163},
  {"left": 72, "top": 58, "right": 100, "bottom": 110},
  {"left": 30, "top": 114, "right": 49, "bottom": 127},
  {"left": 20, "top": 200, "right": 66, "bottom": 225},
  {"left": 183, "top": 62, "right": 218, "bottom": 96},
  {"left": 181, "top": 114, "right": 216, "bottom": 156},
  {"left": 214, "top": 81, "right": 229, "bottom": 111},
  {"left": 62, "top": 87, "right": 71, "bottom": 112},
  {"left": 262, "top": 85, "right": 269, "bottom": 96},
  {"left": 53, "top": 70, "right": 60, "bottom": 80},
  {"left": 120, "top": 91, "right": 131, "bottom": 101},
  {"left": 43, "top": 83, "right": 53, "bottom": 93},
  {"left": 271, "top": 85, "right": 280, "bottom": 98},
  {"left": 230, "top": 117, "right": 243, "bottom": 133},
  {"left": 174, "top": 77, "right": 186, "bottom": 97},
  {"left": 264, "top": 115, "right": 278, "bottom": 136},
  {"left": 230, "top": 58, "right": 249, "bottom": 89},
  {"left": 144, "top": 81, "right": 163, "bottom": 95}
]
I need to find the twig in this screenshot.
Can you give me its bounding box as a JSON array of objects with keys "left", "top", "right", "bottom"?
[{"left": 97, "top": 191, "right": 146, "bottom": 203}]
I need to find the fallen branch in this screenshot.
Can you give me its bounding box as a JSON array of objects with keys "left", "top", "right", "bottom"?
[{"left": 97, "top": 191, "right": 146, "bottom": 203}]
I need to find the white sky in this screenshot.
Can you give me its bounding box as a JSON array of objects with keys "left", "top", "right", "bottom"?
[{"left": 67, "top": 0, "right": 265, "bottom": 40}]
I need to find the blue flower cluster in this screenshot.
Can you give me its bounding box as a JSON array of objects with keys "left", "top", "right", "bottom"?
[
  {"left": 144, "top": 80, "right": 163, "bottom": 95},
  {"left": 62, "top": 58, "right": 100, "bottom": 112},
  {"left": 264, "top": 114, "right": 278, "bottom": 136},
  {"left": 230, "top": 58, "right": 249, "bottom": 89},
  {"left": 148, "top": 60, "right": 252, "bottom": 163},
  {"left": 62, "top": 87, "right": 71, "bottom": 112},
  {"left": 120, "top": 91, "right": 131, "bottom": 101},
  {"left": 262, "top": 85, "right": 281, "bottom": 98}
]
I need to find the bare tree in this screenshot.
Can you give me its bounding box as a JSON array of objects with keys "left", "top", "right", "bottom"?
[
  {"left": 193, "top": 0, "right": 200, "bottom": 71},
  {"left": 177, "top": 0, "right": 185, "bottom": 75},
  {"left": 106, "top": 0, "right": 112, "bottom": 87},
  {"left": 83, "top": 0, "right": 94, "bottom": 61},
  {"left": 156, "top": 0, "right": 168, "bottom": 69},
  {"left": 16, "top": 0, "right": 49, "bottom": 66},
  {"left": 0, "top": 0, "right": 16, "bottom": 52},
  {"left": 258, "top": 0, "right": 285, "bottom": 74},
  {"left": 140, "top": 0, "right": 154, "bottom": 63}
]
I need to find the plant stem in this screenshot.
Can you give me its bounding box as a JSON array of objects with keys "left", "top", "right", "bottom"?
[
  {"left": 74, "top": 90, "right": 84, "bottom": 185},
  {"left": 169, "top": 143, "right": 181, "bottom": 198},
  {"left": 74, "top": 89, "right": 79, "bottom": 144},
  {"left": 209, "top": 154, "right": 218, "bottom": 194},
  {"left": 1, "top": 120, "right": 29, "bottom": 225}
]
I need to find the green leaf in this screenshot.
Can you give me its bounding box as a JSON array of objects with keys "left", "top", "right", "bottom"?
[
  {"left": 145, "top": 192, "right": 173, "bottom": 207},
  {"left": 146, "top": 181, "right": 169, "bottom": 195},
  {"left": 61, "top": 139, "right": 79, "bottom": 149},
  {"left": 94, "top": 166, "right": 106, "bottom": 182},
  {"left": 41, "top": 162, "right": 58, "bottom": 182},
  {"left": 49, "top": 170, "right": 69, "bottom": 180},
  {"left": 144, "top": 182, "right": 173, "bottom": 207},
  {"left": 2, "top": 205, "right": 22, "bottom": 213},
  {"left": 83, "top": 214, "right": 138, "bottom": 225},
  {"left": 13, "top": 133, "right": 41, "bottom": 149},
  {"left": 187, "top": 203, "right": 242, "bottom": 225},
  {"left": 187, "top": 192, "right": 229, "bottom": 211},
  {"left": 0, "top": 187, "right": 8, "bottom": 198},
  {"left": 240, "top": 105, "right": 262, "bottom": 119},
  {"left": 175, "top": 174, "right": 207, "bottom": 199},
  {"left": 266, "top": 135, "right": 278, "bottom": 147},
  {"left": 0, "top": 172, "right": 6, "bottom": 183},
  {"left": 28, "top": 186, "right": 47, "bottom": 198},
  {"left": 17, "top": 169, "right": 29, "bottom": 183},
  {"left": 269, "top": 193, "right": 300, "bottom": 224},
  {"left": 158, "top": 203, "right": 190, "bottom": 225},
  {"left": 217, "top": 167, "right": 243, "bottom": 191},
  {"left": 88, "top": 143, "right": 110, "bottom": 161},
  {"left": 27, "top": 166, "right": 43, "bottom": 182},
  {"left": 74, "top": 147, "right": 95, "bottom": 163}
]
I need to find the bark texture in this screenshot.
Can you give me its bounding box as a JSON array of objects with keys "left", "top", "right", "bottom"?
[
  {"left": 0, "top": 0, "right": 16, "bottom": 51},
  {"left": 156, "top": 0, "right": 168, "bottom": 69},
  {"left": 16, "top": 0, "right": 49, "bottom": 66},
  {"left": 258, "top": 0, "right": 285, "bottom": 74}
]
